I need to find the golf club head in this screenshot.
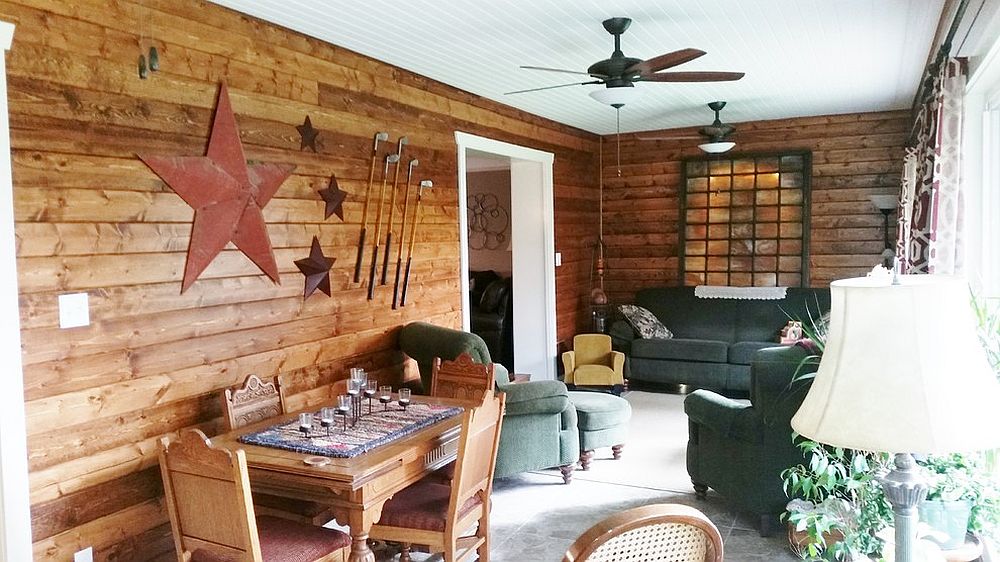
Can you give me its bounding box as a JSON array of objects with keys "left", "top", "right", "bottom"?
[
  {"left": 373, "top": 131, "right": 389, "bottom": 150},
  {"left": 419, "top": 180, "right": 432, "bottom": 194},
  {"left": 388, "top": 153, "right": 400, "bottom": 164},
  {"left": 398, "top": 136, "right": 409, "bottom": 151},
  {"left": 407, "top": 159, "right": 419, "bottom": 182}
]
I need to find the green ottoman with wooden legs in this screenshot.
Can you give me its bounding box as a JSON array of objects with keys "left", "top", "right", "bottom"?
[{"left": 567, "top": 391, "right": 631, "bottom": 470}]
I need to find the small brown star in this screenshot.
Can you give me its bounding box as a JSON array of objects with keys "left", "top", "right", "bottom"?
[
  {"left": 318, "top": 174, "right": 347, "bottom": 221},
  {"left": 294, "top": 236, "right": 334, "bottom": 297},
  {"left": 296, "top": 115, "right": 320, "bottom": 152}
]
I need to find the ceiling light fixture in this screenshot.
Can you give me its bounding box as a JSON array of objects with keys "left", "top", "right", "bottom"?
[
  {"left": 588, "top": 85, "right": 642, "bottom": 108},
  {"left": 698, "top": 141, "right": 736, "bottom": 154}
]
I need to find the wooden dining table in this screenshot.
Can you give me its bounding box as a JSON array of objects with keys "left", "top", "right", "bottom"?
[{"left": 210, "top": 395, "right": 470, "bottom": 562}]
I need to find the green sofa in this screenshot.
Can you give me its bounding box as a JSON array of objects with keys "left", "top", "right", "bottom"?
[
  {"left": 398, "top": 322, "right": 580, "bottom": 482},
  {"left": 684, "top": 344, "right": 815, "bottom": 536},
  {"left": 611, "top": 286, "right": 829, "bottom": 392}
]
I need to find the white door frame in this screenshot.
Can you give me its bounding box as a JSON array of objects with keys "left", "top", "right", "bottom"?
[
  {"left": 455, "top": 131, "right": 557, "bottom": 380},
  {"left": 0, "top": 20, "right": 32, "bottom": 561}
]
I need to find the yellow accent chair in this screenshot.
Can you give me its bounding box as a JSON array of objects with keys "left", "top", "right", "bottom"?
[{"left": 562, "top": 334, "right": 625, "bottom": 392}]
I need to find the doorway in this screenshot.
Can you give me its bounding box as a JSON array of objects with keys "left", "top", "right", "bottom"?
[{"left": 455, "top": 132, "right": 557, "bottom": 381}]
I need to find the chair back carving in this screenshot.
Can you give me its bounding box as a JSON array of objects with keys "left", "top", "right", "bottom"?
[
  {"left": 429, "top": 353, "right": 495, "bottom": 401},
  {"left": 159, "top": 429, "right": 262, "bottom": 561},
  {"left": 574, "top": 334, "right": 613, "bottom": 366},
  {"left": 449, "top": 390, "right": 505, "bottom": 531},
  {"left": 562, "top": 503, "right": 723, "bottom": 562},
  {"left": 223, "top": 374, "right": 285, "bottom": 431}
]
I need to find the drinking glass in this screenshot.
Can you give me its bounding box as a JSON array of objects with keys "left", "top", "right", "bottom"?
[
  {"left": 398, "top": 388, "right": 411, "bottom": 411},
  {"left": 298, "top": 412, "right": 313, "bottom": 438},
  {"left": 379, "top": 385, "right": 392, "bottom": 411}
]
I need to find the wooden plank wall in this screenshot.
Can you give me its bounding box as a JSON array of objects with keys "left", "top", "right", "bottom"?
[
  {"left": 600, "top": 111, "right": 907, "bottom": 304},
  {"left": 2, "top": 0, "right": 599, "bottom": 559}
]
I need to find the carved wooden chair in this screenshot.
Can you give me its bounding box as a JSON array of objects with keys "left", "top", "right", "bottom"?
[
  {"left": 562, "top": 503, "right": 724, "bottom": 562},
  {"left": 221, "top": 374, "right": 332, "bottom": 526},
  {"left": 158, "top": 429, "right": 350, "bottom": 562},
  {"left": 370, "top": 390, "right": 506, "bottom": 562},
  {"left": 430, "top": 353, "right": 495, "bottom": 400}
]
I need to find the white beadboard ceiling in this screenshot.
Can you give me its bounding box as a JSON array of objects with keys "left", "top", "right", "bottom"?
[{"left": 210, "top": 0, "right": 944, "bottom": 135}]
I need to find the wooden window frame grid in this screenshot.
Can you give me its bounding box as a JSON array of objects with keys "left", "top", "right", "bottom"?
[{"left": 678, "top": 150, "right": 812, "bottom": 287}]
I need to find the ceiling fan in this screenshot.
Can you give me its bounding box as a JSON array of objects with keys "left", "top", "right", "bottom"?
[
  {"left": 506, "top": 17, "right": 745, "bottom": 105},
  {"left": 638, "top": 101, "right": 737, "bottom": 153}
]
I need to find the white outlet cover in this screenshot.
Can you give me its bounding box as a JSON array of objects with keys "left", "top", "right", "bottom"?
[
  {"left": 74, "top": 547, "right": 93, "bottom": 562},
  {"left": 555, "top": 252, "right": 562, "bottom": 267},
  {"left": 58, "top": 292, "right": 90, "bottom": 329}
]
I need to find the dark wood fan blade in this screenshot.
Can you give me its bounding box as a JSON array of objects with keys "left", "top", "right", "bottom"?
[
  {"left": 504, "top": 80, "right": 604, "bottom": 95},
  {"left": 626, "top": 48, "right": 705, "bottom": 76},
  {"left": 639, "top": 71, "right": 745, "bottom": 82},
  {"left": 520, "top": 65, "right": 608, "bottom": 78}
]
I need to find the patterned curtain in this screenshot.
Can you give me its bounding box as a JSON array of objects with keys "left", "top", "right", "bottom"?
[{"left": 896, "top": 58, "right": 967, "bottom": 274}]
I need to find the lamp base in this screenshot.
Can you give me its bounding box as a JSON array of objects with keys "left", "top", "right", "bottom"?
[{"left": 881, "top": 452, "right": 928, "bottom": 562}]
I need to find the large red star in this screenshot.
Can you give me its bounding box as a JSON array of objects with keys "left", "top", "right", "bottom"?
[{"left": 139, "top": 83, "right": 294, "bottom": 293}]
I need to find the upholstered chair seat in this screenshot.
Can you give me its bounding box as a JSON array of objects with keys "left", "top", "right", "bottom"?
[
  {"left": 256, "top": 516, "right": 352, "bottom": 561},
  {"left": 376, "top": 479, "right": 482, "bottom": 532}
]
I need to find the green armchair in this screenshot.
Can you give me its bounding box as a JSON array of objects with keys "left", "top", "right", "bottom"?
[
  {"left": 398, "top": 322, "right": 580, "bottom": 483},
  {"left": 684, "top": 344, "right": 815, "bottom": 536}
]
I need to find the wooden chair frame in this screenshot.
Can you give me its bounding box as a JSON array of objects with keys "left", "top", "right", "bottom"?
[
  {"left": 221, "top": 373, "right": 333, "bottom": 526},
  {"left": 370, "top": 391, "right": 506, "bottom": 562},
  {"left": 429, "top": 353, "right": 495, "bottom": 400},
  {"left": 562, "top": 503, "right": 724, "bottom": 562},
  {"left": 222, "top": 373, "right": 288, "bottom": 432}
]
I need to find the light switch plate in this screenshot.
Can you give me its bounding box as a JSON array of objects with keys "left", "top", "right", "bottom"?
[
  {"left": 555, "top": 252, "right": 562, "bottom": 267},
  {"left": 58, "top": 292, "right": 90, "bottom": 329},
  {"left": 74, "top": 547, "right": 93, "bottom": 562}
]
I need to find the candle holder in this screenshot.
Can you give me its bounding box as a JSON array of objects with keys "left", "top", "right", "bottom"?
[
  {"left": 336, "top": 395, "right": 351, "bottom": 431},
  {"left": 398, "top": 388, "right": 411, "bottom": 411},
  {"left": 363, "top": 380, "right": 377, "bottom": 414},
  {"left": 379, "top": 385, "right": 392, "bottom": 411},
  {"left": 320, "top": 407, "right": 335, "bottom": 438},
  {"left": 298, "top": 412, "right": 313, "bottom": 439},
  {"left": 347, "top": 378, "right": 362, "bottom": 426}
]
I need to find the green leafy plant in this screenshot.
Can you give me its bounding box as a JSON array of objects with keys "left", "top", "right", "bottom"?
[
  {"left": 920, "top": 453, "right": 1000, "bottom": 537},
  {"left": 782, "top": 439, "right": 893, "bottom": 560},
  {"left": 971, "top": 292, "right": 1000, "bottom": 378}
]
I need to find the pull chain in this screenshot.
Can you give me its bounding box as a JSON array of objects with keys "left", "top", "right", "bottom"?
[{"left": 616, "top": 108, "right": 622, "bottom": 177}]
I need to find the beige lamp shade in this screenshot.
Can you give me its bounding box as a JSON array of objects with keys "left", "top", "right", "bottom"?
[{"left": 791, "top": 274, "right": 1000, "bottom": 454}]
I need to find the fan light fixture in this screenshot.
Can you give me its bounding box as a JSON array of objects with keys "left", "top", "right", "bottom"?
[
  {"left": 697, "top": 141, "right": 736, "bottom": 154},
  {"left": 589, "top": 85, "right": 641, "bottom": 108}
]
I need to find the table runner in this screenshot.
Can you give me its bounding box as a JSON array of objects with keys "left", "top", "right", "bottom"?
[{"left": 238, "top": 402, "right": 464, "bottom": 458}]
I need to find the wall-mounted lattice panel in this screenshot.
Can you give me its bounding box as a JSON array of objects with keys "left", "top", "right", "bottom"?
[{"left": 680, "top": 152, "right": 811, "bottom": 287}]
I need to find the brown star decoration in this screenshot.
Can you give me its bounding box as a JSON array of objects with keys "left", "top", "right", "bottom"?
[
  {"left": 318, "top": 174, "right": 347, "bottom": 221},
  {"left": 295, "top": 236, "right": 335, "bottom": 297},
  {"left": 296, "top": 115, "right": 321, "bottom": 152},
  {"left": 138, "top": 83, "right": 294, "bottom": 293}
]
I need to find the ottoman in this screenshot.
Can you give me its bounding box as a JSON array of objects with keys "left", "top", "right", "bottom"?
[{"left": 567, "top": 391, "right": 632, "bottom": 470}]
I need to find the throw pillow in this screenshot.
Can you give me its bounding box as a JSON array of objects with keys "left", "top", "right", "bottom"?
[{"left": 618, "top": 304, "right": 673, "bottom": 339}]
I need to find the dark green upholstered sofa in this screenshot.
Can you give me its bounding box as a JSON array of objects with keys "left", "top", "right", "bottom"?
[
  {"left": 610, "top": 286, "right": 829, "bottom": 392},
  {"left": 398, "top": 322, "right": 580, "bottom": 482},
  {"left": 684, "top": 344, "right": 815, "bottom": 536}
]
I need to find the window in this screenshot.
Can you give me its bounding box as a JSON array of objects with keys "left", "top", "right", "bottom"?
[{"left": 680, "top": 152, "right": 810, "bottom": 287}]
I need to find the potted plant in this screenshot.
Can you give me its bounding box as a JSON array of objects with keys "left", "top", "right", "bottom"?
[
  {"left": 917, "top": 453, "right": 1000, "bottom": 550},
  {"left": 782, "top": 439, "right": 894, "bottom": 560}
]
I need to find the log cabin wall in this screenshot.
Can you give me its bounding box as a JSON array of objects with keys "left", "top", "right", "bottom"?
[
  {"left": 2, "top": 0, "right": 599, "bottom": 559},
  {"left": 600, "top": 110, "right": 908, "bottom": 304}
]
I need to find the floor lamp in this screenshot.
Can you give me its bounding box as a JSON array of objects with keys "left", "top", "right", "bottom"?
[{"left": 791, "top": 274, "right": 1000, "bottom": 562}]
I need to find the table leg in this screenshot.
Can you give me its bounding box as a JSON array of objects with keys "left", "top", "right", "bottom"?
[{"left": 346, "top": 502, "right": 385, "bottom": 562}]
